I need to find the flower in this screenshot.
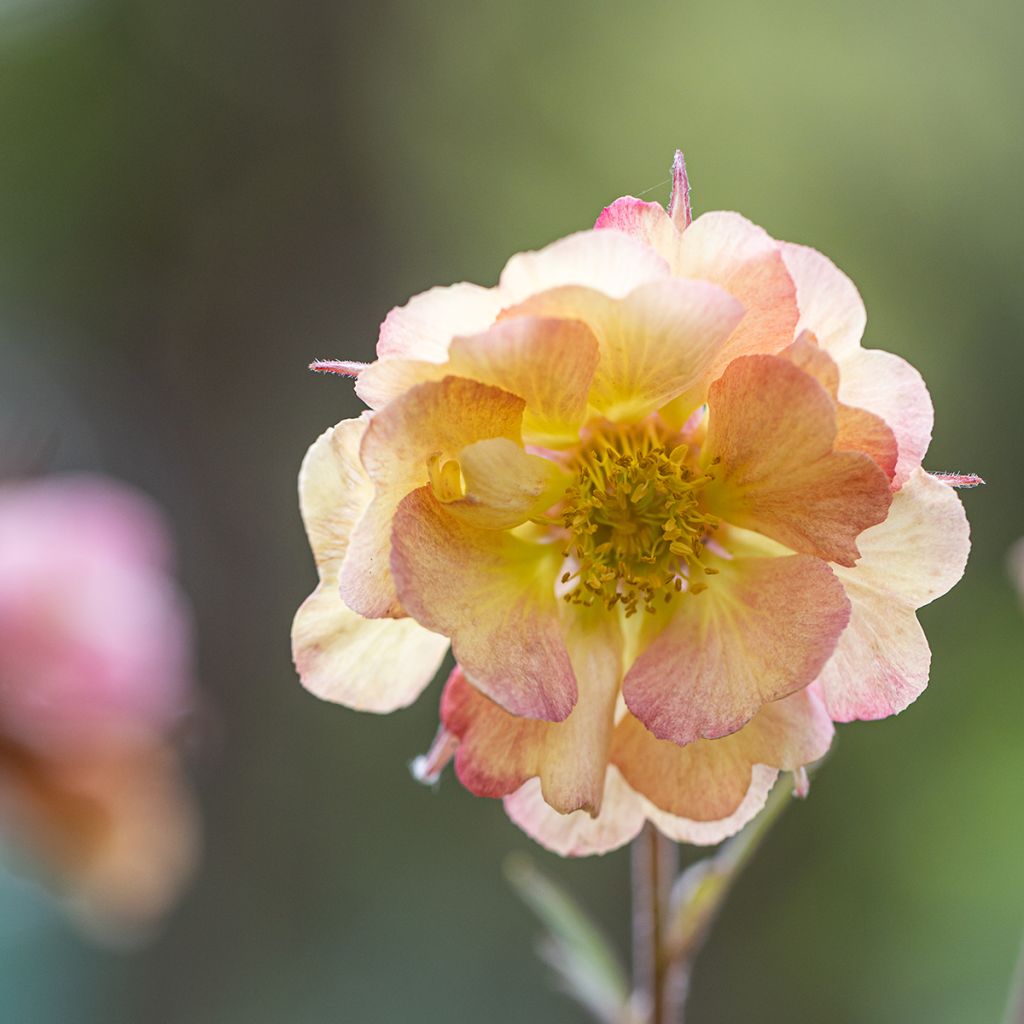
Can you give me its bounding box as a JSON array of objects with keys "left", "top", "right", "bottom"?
[
  {"left": 294, "top": 152, "right": 972, "bottom": 855},
  {"left": 0, "top": 475, "right": 198, "bottom": 935}
]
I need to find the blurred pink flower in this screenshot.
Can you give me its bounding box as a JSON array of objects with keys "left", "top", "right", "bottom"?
[
  {"left": 295, "top": 153, "right": 973, "bottom": 855},
  {"left": 0, "top": 474, "right": 197, "bottom": 937}
]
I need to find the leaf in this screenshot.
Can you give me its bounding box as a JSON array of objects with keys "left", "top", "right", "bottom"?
[{"left": 505, "top": 853, "right": 631, "bottom": 1024}]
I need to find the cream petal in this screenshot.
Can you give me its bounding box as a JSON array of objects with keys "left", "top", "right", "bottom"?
[
  {"left": 499, "top": 229, "right": 670, "bottom": 304},
  {"left": 377, "top": 282, "right": 503, "bottom": 362},
  {"left": 338, "top": 377, "right": 525, "bottom": 619},
  {"left": 782, "top": 242, "right": 866, "bottom": 359},
  {"left": 819, "top": 469, "right": 970, "bottom": 720}
]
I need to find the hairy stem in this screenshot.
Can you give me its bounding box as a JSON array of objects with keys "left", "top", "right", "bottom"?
[{"left": 631, "top": 824, "right": 680, "bottom": 1023}]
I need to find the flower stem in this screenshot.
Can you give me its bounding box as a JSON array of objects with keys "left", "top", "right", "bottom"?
[{"left": 631, "top": 823, "right": 679, "bottom": 1023}]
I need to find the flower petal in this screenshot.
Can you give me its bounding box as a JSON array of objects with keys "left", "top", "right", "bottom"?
[
  {"left": 623, "top": 553, "right": 850, "bottom": 745},
  {"left": 640, "top": 765, "right": 778, "bottom": 846},
  {"left": 834, "top": 347, "right": 933, "bottom": 489},
  {"left": 499, "top": 229, "right": 669, "bottom": 304},
  {"left": 503, "top": 279, "right": 743, "bottom": 421},
  {"left": 504, "top": 768, "right": 646, "bottom": 856},
  {"left": 441, "top": 605, "right": 622, "bottom": 813},
  {"left": 818, "top": 469, "right": 970, "bottom": 720},
  {"left": 612, "top": 687, "right": 832, "bottom": 820},
  {"left": 377, "top": 282, "right": 503, "bottom": 362},
  {"left": 594, "top": 198, "right": 679, "bottom": 263},
  {"left": 447, "top": 316, "right": 601, "bottom": 444},
  {"left": 391, "top": 486, "right": 576, "bottom": 721},
  {"left": 781, "top": 243, "right": 866, "bottom": 359},
  {"left": 354, "top": 358, "right": 447, "bottom": 410},
  {"left": 704, "top": 354, "right": 892, "bottom": 566},
  {"left": 339, "top": 377, "right": 525, "bottom": 619},
  {"left": 292, "top": 585, "right": 449, "bottom": 712},
  {"left": 293, "top": 417, "right": 449, "bottom": 709},
  {"left": 444, "top": 437, "right": 569, "bottom": 530}
]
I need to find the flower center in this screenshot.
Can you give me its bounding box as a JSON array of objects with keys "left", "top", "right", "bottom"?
[{"left": 560, "top": 426, "right": 719, "bottom": 616}]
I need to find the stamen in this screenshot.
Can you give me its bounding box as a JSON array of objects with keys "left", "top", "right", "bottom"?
[
  {"left": 559, "top": 425, "right": 719, "bottom": 616},
  {"left": 427, "top": 453, "right": 465, "bottom": 503}
]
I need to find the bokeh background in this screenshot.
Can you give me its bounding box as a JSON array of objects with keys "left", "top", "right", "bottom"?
[{"left": 0, "top": 0, "right": 1021, "bottom": 1020}]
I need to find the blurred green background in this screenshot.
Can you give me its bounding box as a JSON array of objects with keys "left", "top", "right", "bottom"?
[{"left": 0, "top": 0, "right": 1021, "bottom": 1020}]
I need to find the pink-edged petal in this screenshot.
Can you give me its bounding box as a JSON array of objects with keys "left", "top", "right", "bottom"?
[
  {"left": 834, "top": 347, "right": 934, "bottom": 489},
  {"left": 377, "top": 282, "right": 503, "bottom": 362},
  {"left": 704, "top": 355, "right": 892, "bottom": 566},
  {"left": 612, "top": 686, "right": 832, "bottom": 820},
  {"left": 641, "top": 766, "right": 778, "bottom": 846},
  {"left": 444, "top": 438, "right": 569, "bottom": 530},
  {"left": 391, "top": 486, "right": 575, "bottom": 721},
  {"left": 781, "top": 243, "right": 866, "bottom": 359},
  {"left": 782, "top": 334, "right": 898, "bottom": 481},
  {"left": 594, "top": 198, "right": 680, "bottom": 264},
  {"left": 447, "top": 316, "right": 601, "bottom": 443},
  {"left": 623, "top": 553, "right": 850, "bottom": 745},
  {"left": 441, "top": 606, "right": 622, "bottom": 813},
  {"left": 339, "top": 377, "right": 525, "bottom": 619},
  {"left": 504, "top": 768, "right": 647, "bottom": 857},
  {"left": 503, "top": 279, "right": 743, "bottom": 421},
  {"left": 499, "top": 229, "right": 669, "bottom": 305},
  {"left": 293, "top": 417, "right": 449, "bottom": 709},
  {"left": 819, "top": 469, "right": 971, "bottom": 721}
]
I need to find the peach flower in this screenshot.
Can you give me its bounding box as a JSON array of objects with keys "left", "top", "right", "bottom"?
[
  {"left": 294, "top": 153, "right": 971, "bottom": 855},
  {"left": 0, "top": 475, "right": 197, "bottom": 934}
]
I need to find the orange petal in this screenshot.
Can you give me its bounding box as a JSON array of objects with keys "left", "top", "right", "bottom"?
[
  {"left": 391, "top": 486, "right": 576, "bottom": 721},
  {"left": 440, "top": 605, "right": 622, "bottom": 813},
  {"left": 834, "top": 347, "right": 933, "bottom": 489},
  {"left": 339, "top": 377, "right": 525, "bottom": 619},
  {"left": 612, "top": 686, "right": 832, "bottom": 820},
  {"left": 704, "top": 354, "right": 892, "bottom": 566},
  {"left": 623, "top": 553, "right": 850, "bottom": 745},
  {"left": 818, "top": 469, "right": 970, "bottom": 720},
  {"left": 447, "top": 316, "right": 601, "bottom": 444},
  {"left": 503, "top": 279, "right": 743, "bottom": 422},
  {"left": 676, "top": 212, "right": 798, "bottom": 377},
  {"left": 782, "top": 334, "right": 898, "bottom": 481}
]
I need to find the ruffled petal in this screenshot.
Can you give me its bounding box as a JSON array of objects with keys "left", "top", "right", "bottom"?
[
  {"left": 818, "top": 469, "right": 970, "bottom": 720},
  {"left": 503, "top": 279, "right": 743, "bottom": 421},
  {"left": 503, "top": 768, "right": 646, "bottom": 856},
  {"left": 499, "top": 229, "right": 669, "bottom": 304},
  {"left": 447, "top": 316, "right": 601, "bottom": 444},
  {"left": 391, "top": 486, "right": 576, "bottom": 721},
  {"left": 292, "top": 584, "right": 448, "bottom": 712},
  {"left": 377, "top": 282, "right": 503, "bottom": 362},
  {"left": 339, "top": 377, "right": 525, "bottom": 618},
  {"left": 641, "top": 766, "right": 778, "bottom": 845},
  {"left": 594, "top": 198, "right": 679, "bottom": 264},
  {"left": 613, "top": 687, "right": 832, "bottom": 820},
  {"left": 834, "top": 347, "right": 933, "bottom": 489},
  {"left": 704, "top": 354, "right": 892, "bottom": 566},
  {"left": 623, "top": 553, "right": 850, "bottom": 745},
  {"left": 293, "top": 417, "right": 449, "bottom": 709},
  {"left": 782, "top": 243, "right": 866, "bottom": 359},
  {"left": 440, "top": 605, "right": 622, "bottom": 813}
]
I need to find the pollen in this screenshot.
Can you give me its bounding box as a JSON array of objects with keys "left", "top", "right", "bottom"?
[{"left": 560, "top": 426, "right": 719, "bottom": 616}]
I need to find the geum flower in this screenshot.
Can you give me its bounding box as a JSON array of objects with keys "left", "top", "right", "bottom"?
[
  {"left": 0, "top": 475, "right": 197, "bottom": 933},
  {"left": 294, "top": 154, "right": 971, "bottom": 855}
]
